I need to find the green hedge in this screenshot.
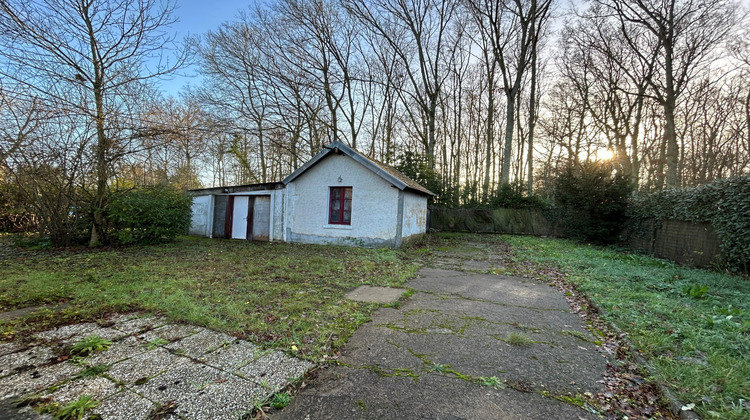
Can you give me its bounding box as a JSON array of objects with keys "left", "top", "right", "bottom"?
[
  {"left": 108, "top": 185, "right": 193, "bottom": 245},
  {"left": 629, "top": 176, "right": 750, "bottom": 272}
]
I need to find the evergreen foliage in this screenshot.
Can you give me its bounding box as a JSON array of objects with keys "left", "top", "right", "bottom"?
[
  {"left": 629, "top": 176, "right": 750, "bottom": 272},
  {"left": 107, "top": 185, "right": 193, "bottom": 245},
  {"left": 552, "top": 161, "right": 633, "bottom": 244}
]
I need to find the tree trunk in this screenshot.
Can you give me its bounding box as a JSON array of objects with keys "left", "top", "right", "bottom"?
[{"left": 501, "top": 88, "right": 516, "bottom": 186}]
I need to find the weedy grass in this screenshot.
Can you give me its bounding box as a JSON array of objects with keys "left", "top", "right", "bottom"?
[
  {"left": 55, "top": 395, "right": 99, "bottom": 420},
  {"left": 498, "top": 234, "right": 749, "bottom": 420},
  {"left": 505, "top": 332, "right": 535, "bottom": 347},
  {"left": 0, "top": 236, "right": 417, "bottom": 360}
]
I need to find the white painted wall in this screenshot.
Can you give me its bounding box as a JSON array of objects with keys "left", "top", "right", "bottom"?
[
  {"left": 189, "top": 195, "right": 213, "bottom": 237},
  {"left": 402, "top": 191, "right": 428, "bottom": 239},
  {"left": 286, "top": 154, "right": 400, "bottom": 246}
]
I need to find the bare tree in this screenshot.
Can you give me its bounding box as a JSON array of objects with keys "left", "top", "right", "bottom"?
[
  {"left": 345, "top": 0, "right": 461, "bottom": 169},
  {"left": 0, "top": 0, "right": 185, "bottom": 245},
  {"left": 466, "top": 0, "right": 552, "bottom": 187},
  {"left": 593, "top": 0, "right": 739, "bottom": 188}
]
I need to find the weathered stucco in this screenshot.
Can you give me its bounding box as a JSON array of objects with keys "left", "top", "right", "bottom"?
[
  {"left": 188, "top": 142, "right": 432, "bottom": 248},
  {"left": 401, "top": 191, "right": 428, "bottom": 239},
  {"left": 285, "top": 153, "right": 400, "bottom": 247},
  {"left": 189, "top": 195, "right": 213, "bottom": 237}
]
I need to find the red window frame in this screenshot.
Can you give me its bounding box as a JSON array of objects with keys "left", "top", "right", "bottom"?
[{"left": 328, "top": 186, "right": 352, "bottom": 225}]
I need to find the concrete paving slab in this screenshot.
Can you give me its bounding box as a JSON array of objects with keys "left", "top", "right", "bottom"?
[
  {"left": 109, "top": 315, "right": 166, "bottom": 335},
  {"left": 0, "top": 341, "right": 25, "bottom": 358},
  {"left": 83, "top": 335, "right": 146, "bottom": 366},
  {"left": 34, "top": 323, "right": 99, "bottom": 342},
  {"left": 90, "top": 389, "right": 156, "bottom": 420},
  {"left": 165, "top": 329, "right": 236, "bottom": 359},
  {"left": 411, "top": 268, "right": 570, "bottom": 310},
  {"left": 237, "top": 351, "right": 314, "bottom": 392},
  {"left": 43, "top": 376, "right": 122, "bottom": 404},
  {"left": 168, "top": 374, "right": 267, "bottom": 420},
  {"left": 107, "top": 347, "right": 187, "bottom": 384},
  {"left": 35, "top": 324, "right": 125, "bottom": 346},
  {"left": 0, "top": 361, "right": 80, "bottom": 400},
  {"left": 139, "top": 323, "right": 203, "bottom": 342},
  {"left": 0, "top": 398, "right": 53, "bottom": 420},
  {"left": 200, "top": 339, "right": 260, "bottom": 373},
  {"left": 345, "top": 285, "right": 407, "bottom": 304},
  {"left": 0, "top": 321, "right": 312, "bottom": 420},
  {"left": 131, "top": 361, "right": 234, "bottom": 416},
  {"left": 0, "top": 346, "right": 58, "bottom": 378}
]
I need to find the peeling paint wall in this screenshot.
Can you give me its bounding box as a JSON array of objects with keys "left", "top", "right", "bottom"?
[
  {"left": 286, "top": 154, "right": 400, "bottom": 246},
  {"left": 402, "top": 192, "right": 428, "bottom": 239}
]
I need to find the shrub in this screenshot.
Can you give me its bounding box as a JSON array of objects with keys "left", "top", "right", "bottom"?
[
  {"left": 107, "top": 185, "right": 192, "bottom": 245},
  {"left": 552, "top": 161, "right": 633, "bottom": 244},
  {"left": 629, "top": 175, "right": 750, "bottom": 272},
  {"left": 489, "top": 182, "right": 548, "bottom": 209}
]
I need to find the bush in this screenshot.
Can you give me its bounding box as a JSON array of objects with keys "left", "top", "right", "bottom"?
[
  {"left": 107, "top": 185, "right": 192, "bottom": 245},
  {"left": 629, "top": 176, "right": 750, "bottom": 272},
  {"left": 552, "top": 161, "right": 633, "bottom": 244},
  {"left": 489, "top": 182, "right": 548, "bottom": 209}
]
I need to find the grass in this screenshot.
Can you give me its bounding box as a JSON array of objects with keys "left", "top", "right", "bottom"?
[
  {"left": 3, "top": 232, "right": 747, "bottom": 418},
  {"left": 0, "top": 235, "right": 417, "bottom": 360},
  {"left": 495, "top": 234, "right": 749, "bottom": 420},
  {"left": 70, "top": 335, "right": 112, "bottom": 355},
  {"left": 505, "top": 332, "right": 535, "bottom": 347}
]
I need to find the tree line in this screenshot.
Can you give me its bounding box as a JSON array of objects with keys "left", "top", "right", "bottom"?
[{"left": 1, "top": 0, "right": 748, "bottom": 245}]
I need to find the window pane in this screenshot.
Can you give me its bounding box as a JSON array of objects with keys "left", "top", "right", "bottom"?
[
  {"left": 344, "top": 188, "right": 352, "bottom": 199},
  {"left": 343, "top": 209, "right": 351, "bottom": 222},
  {"left": 331, "top": 209, "right": 340, "bottom": 221},
  {"left": 332, "top": 188, "right": 341, "bottom": 199}
]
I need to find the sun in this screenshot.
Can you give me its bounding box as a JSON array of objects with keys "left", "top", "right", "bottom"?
[{"left": 596, "top": 149, "right": 614, "bottom": 160}]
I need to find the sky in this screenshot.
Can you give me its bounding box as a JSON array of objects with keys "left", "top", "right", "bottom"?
[{"left": 158, "top": 0, "right": 247, "bottom": 97}]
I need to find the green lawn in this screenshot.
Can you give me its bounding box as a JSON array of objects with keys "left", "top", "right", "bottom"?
[
  {"left": 497, "top": 235, "right": 749, "bottom": 420},
  {"left": 0, "top": 235, "right": 418, "bottom": 360}
]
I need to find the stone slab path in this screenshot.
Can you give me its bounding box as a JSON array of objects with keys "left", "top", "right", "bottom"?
[
  {"left": 277, "top": 263, "right": 611, "bottom": 419},
  {"left": 0, "top": 314, "right": 312, "bottom": 419}
]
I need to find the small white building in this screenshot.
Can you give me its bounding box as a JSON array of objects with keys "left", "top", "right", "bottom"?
[{"left": 188, "top": 141, "right": 433, "bottom": 248}]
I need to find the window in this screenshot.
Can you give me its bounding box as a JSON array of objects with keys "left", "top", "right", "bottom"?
[{"left": 329, "top": 186, "right": 352, "bottom": 225}]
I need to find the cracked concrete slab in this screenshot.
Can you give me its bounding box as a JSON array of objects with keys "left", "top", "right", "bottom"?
[{"left": 278, "top": 261, "right": 611, "bottom": 419}]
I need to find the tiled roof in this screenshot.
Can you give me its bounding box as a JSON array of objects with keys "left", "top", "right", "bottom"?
[{"left": 282, "top": 141, "right": 435, "bottom": 196}]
